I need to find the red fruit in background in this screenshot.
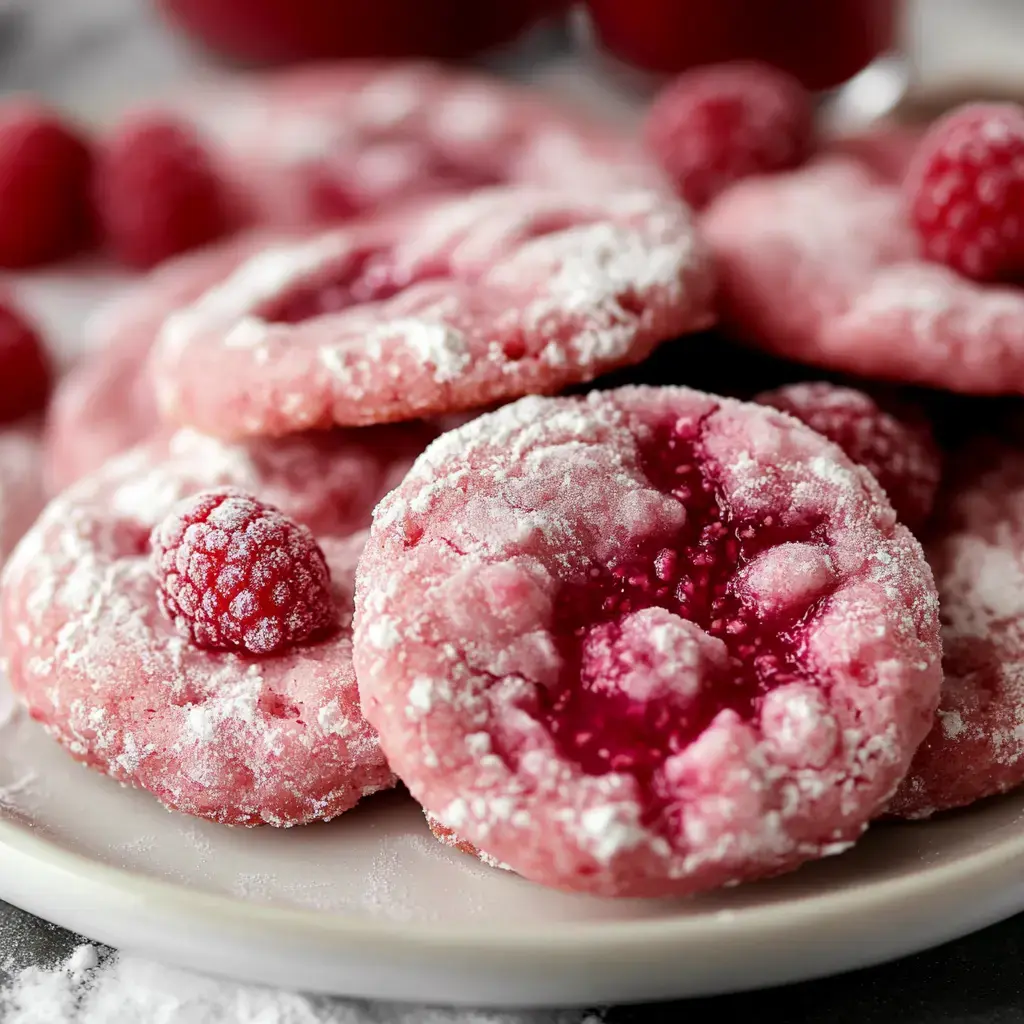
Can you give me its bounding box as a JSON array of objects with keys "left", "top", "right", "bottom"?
[
  {"left": 0, "top": 102, "right": 93, "bottom": 268},
  {"left": 0, "top": 297, "right": 52, "bottom": 424},
  {"left": 157, "top": 0, "right": 565, "bottom": 65},
  {"left": 644, "top": 62, "right": 812, "bottom": 210},
  {"left": 905, "top": 103, "right": 1024, "bottom": 283},
  {"left": 584, "top": 0, "right": 899, "bottom": 92},
  {"left": 95, "top": 114, "right": 231, "bottom": 270}
]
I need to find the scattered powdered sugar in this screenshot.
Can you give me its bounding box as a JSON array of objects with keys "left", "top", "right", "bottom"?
[
  {"left": 0, "top": 772, "right": 36, "bottom": 817},
  {"left": 0, "top": 945, "right": 607, "bottom": 1024},
  {"left": 368, "top": 320, "right": 471, "bottom": 385}
]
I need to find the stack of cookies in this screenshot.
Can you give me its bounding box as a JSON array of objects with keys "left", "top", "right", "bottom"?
[{"left": 0, "top": 59, "right": 1020, "bottom": 899}]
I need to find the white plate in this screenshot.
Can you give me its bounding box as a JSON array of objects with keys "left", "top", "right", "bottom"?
[{"left": 4, "top": 676, "right": 1024, "bottom": 1008}]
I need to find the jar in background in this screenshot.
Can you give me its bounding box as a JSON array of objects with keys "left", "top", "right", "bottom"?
[
  {"left": 582, "top": 0, "right": 901, "bottom": 90},
  {"left": 157, "top": 0, "right": 567, "bottom": 65}
]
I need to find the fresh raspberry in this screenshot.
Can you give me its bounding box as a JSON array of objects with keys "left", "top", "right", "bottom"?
[
  {"left": 643, "top": 62, "right": 813, "bottom": 210},
  {"left": 904, "top": 103, "right": 1024, "bottom": 282},
  {"left": 95, "top": 114, "right": 230, "bottom": 269},
  {"left": 0, "top": 102, "right": 93, "bottom": 268},
  {"left": 151, "top": 488, "right": 334, "bottom": 655},
  {"left": 0, "top": 297, "right": 51, "bottom": 424},
  {"left": 756, "top": 382, "right": 943, "bottom": 531}
]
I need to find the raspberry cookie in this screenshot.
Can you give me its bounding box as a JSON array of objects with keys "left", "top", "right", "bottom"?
[
  {"left": 755, "top": 383, "right": 943, "bottom": 532},
  {"left": 424, "top": 811, "right": 511, "bottom": 871},
  {"left": 0, "top": 425, "right": 431, "bottom": 826},
  {"left": 150, "top": 63, "right": 664, "bottom": 229},
  {"left": 823, "top": 125, "right": 922, "bottom": 185},
  {"left": 45, "top": 231, "right": 292, "bottom": 489},
  {"left": 890, "top": 440, "right": 1024, "bottom": 818},
  {"left": 353, "top": 387, "right": 943, "bottom": 897},
  {"left": 152, "top": 187, "right": 715, "bottom": 437},
  {"left": 702, "top": 156, "right": 1024, "bottom": 394},
  {"left": 0, "top": 426, "right": 44, "bottom": 566}
]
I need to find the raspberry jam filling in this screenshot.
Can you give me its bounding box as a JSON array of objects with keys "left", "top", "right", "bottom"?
[
  {"left": 259, "top": 247, "right": 449, "bottom": 324},
  {"left": 528, "top": 417, "right": 832, "bottom": 791},
  {"left": 260, "top": 211, "right": 594, "bottom": 325}
]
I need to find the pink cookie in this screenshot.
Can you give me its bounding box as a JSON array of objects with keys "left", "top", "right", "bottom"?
[
  {"left": 890, "top": 439, "right": 1024, "bottom": 818},
  {"left": 0, "top": 425, "right": 432, "bottom": 826},
  {"left": 152, "top": 187, "right": 715, "bottom": 437},
  {"left": 424, "top": 811, "right": 511, "bottom": 872},
  {"left": 159, "top": 62, "right": 664, "bottom": 229},
  {"left": 353, "top": 386, "right": 942, "bottom": 897},
  {"left": 755, "top": 382, "right": 943, "bottom": 532},
  {"left": 702, "top": 156, "right": 1024, "bottom": 394},
  {"left": 45, "top": 231, "right": 295, "bottom": 490},
  {"left": 0, "top": 425, "right": 44, "bottom": 566},
  {"left": 822, "top": 125, "right": 923, "bottom": 185}
]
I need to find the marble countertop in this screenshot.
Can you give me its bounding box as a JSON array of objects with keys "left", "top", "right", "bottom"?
[{"left": 5, "top": 1, "right": 1024, "bottom": 1020}]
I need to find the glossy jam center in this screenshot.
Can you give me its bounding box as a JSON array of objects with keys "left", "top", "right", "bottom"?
[{"left": 535, "top": 417, "right": 827, "bottom": 786}]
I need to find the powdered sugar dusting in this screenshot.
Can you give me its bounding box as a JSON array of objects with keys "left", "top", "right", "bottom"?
[
  {"left": 0, "top": 944, "right": 605, "bottom": 1023},
  {"left": 0, "top": 427, "right": 439, "bottom": 827},
  {"left": 354, "top": 386, "right": 942, "bottom": 898},
  {"left": 755, "top": 382, "right": 942, "bottom": 530},
  {"left": 424, "top": 810, "right": 514, "bottom": 872},
  {"left": 152, "top": 186, "right": 715, "bottom": 435}
]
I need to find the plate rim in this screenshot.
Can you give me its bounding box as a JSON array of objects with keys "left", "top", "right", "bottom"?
[{"left": 4, "top": 794, "right": 1024, "bottom": 955}]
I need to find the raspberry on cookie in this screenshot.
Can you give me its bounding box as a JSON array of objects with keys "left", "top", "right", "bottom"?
[
  {"left": 904, "top": 103, "right": 1024, "bottom": 283},
  {"left": 702, "top": 153, "right": 1024, "bottom": 395},
  {"left": 354, "top": 386, "right": 942, "bottom": 897},
  {"left": 1, "top": 426, "right": 433, "bottom": 826},
  {"left": 151, "top": 187, "right": 715, "bottom": 437}
]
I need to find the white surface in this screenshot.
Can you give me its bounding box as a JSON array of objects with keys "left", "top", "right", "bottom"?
[{"left": 4, "top": 671, "right": 1024, "bottom": 1007}]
